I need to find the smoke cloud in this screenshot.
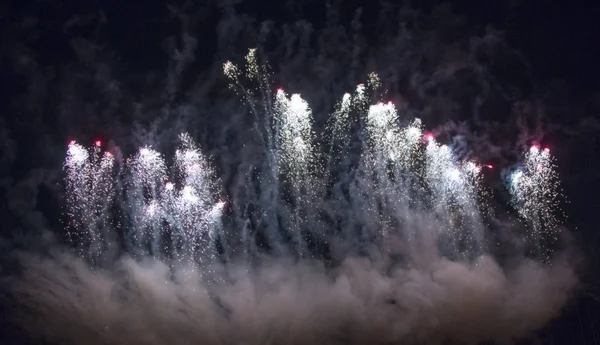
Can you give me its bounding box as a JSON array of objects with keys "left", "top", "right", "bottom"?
[{"left": 13, "top": 245, "right": 577, "bottom": 345}]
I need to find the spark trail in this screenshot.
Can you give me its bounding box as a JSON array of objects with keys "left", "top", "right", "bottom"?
[
  {"left": 65, "top": 140, "right": 115, "bottom": 262},
  {"left": 508, "top": 146, "right": 564, "bottom": 262}
]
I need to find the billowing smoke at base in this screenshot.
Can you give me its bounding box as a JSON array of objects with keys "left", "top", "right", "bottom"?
[
  {"left": 15, "top": 250, "right": 576, "bottom": 345},
  {"left": 7, "top": 45, "right": 580, "bottom": 345}
]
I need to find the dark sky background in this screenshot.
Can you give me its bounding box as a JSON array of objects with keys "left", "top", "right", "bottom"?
[{"left": 1, "top": 0, "right": 600, "bottom": 344}]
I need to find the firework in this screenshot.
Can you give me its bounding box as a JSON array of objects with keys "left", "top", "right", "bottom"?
[
  {"left": 508, "top": 145, "right": 564, "bottom": 261},
  {"left": 65, "top": 135, "right": 224, "bottom": 269},
  {"left": 33, "top": 48, "right": 578, "bottom": 345},
  {"left": 64, "top": 140, "right": 115, "bottom": 262},
  {"left": 62, "top": 49, "right": 566, "bottom": 271}
]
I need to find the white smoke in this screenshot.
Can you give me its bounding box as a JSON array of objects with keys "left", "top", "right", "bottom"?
[{"left": 14, "top": 245, "right": 577, "bottom": 345}]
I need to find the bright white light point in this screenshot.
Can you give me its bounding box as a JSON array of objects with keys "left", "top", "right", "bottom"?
[
  {"left": 105, "top": 152, "right": 113, "bottom": 158},
  {"left": 67, "top": 142, "right": 89, "bottom": 165},
  {"left": 407, "top": 127, "right": 419, "bottom": 136},
  {"left": 368, "top": 102, "right": 396, "bottom": 128},
  {"left": 183, "top": 150, "right": 199, "bottom": 161},
  {"left": 277, "top": 88, "right": 284, "bottom": 94},
  {"left": 165, "top": 182, "right": 174, "bottom": 190},
  {"left": 425, "top": 134, "right": 434, "bottom": 142},
  {"left": 182, "top": 186, "right": 198, "bottom": 202},
  {"left": 223, "top": 61, "right": 237, "bottom": 77},
  {"left": 216, "top": 201, "right": 226, "bottom": 209},
  {"left": 189, "top": 163, "right": 201, "bottom": 172},
  {"left": 448, "top": 168, "right": 461, "bottom": 181},
  {"left": 147, "top": 203, "right": 157, "bottom": 216},
  {"left": 544, "top": 147, "right": 550, "bottom": 152},
  {"left": 530, "top": 145, "right": 539, "bottom": 153},
  {"left": 290, "top": 94, "right": 303, "bottom": 105},
  {"left": 342, "top": 93, "right": 351, "bottom": 102}
]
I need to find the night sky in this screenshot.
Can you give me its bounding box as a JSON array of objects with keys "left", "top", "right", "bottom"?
[{"left": 1, "top": 0, "right": 600, "bottom": 344}]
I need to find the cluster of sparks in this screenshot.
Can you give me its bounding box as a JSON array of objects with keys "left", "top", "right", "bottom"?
[
  {"left": 65, "top": 141, "right": 114, "bottom": 261},
  {"left": 63, "top": 49, "right": 565, "bottom": 270},
  {"left": 508, "top": 145, "right": 565, "bottom": 261},
  {"left": 65, "top": 134, "right": 225, "bottom": 268}
]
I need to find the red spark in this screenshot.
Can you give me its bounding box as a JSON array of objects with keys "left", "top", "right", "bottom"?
[{"left": 95, "top": 140, "right": 102, "bottom": 147}]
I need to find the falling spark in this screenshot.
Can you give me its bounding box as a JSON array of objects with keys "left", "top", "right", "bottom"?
[{"left": 508, "top": 146, "right": 563, "bottom": 261}]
